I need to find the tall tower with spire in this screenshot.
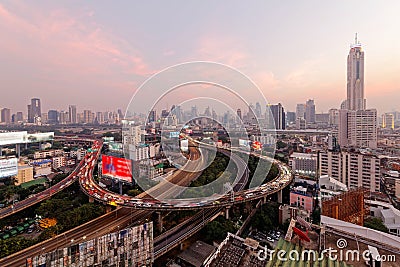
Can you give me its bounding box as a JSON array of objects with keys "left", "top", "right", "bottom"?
[{"left": 346, "top": 33, "right": 366, "bottom": 111}]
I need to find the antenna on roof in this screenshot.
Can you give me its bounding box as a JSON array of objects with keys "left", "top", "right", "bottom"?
[{"left": 355, "top": 32, "right": 358, "bottom": 44}]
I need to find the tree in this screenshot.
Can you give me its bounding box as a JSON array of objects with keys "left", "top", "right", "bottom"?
[{"left": 364, "top": 217, "right": 389, "bottom": 233}]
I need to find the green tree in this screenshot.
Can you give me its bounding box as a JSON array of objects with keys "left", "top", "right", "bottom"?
[{"left": 364, "top": 217, "right": 389, "bottom": 233}]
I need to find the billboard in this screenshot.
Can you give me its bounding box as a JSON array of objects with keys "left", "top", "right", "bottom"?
[
  {"left": 0, "top": 131, "right": 27, "bottom": 146},
  {"left": 26, "top": 132, "right": 54, "bottom": 143},
  {"left": 102, "top": 155, "right": 132, "bottom": 182},
  {"left": 0, "top": 131, "right": 54, "bottom": 146},
  {"left": 239, "top": 139, "right": 251, "bottom": 147},
  {"left": 0, "top": 158, "right": 18, "bottom": 178},
  {"left": 169, "top": 131, "right": 180, "bottom": 138}
]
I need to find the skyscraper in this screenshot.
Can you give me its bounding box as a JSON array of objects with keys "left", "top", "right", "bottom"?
[
  {"left": 69, "top": 105, "right": 77, "bottom": 124},
  {"left": 28, "top": 98, "right": 41, "bottom": 123},
  {"left": 270, "top": 103, "right": 285, "bottom": 130},
  {"left": 338, "top": 36, "right": 377, "bottom": 149},
  {"left": 346, "top": 34, "right": 366, "bottom": 111},
  {"left": 1, "top": 108, "right": 11, "bottom": 124},
  {"left": 305, "top": 99, "right": 316, "bottom": 123},
  {"left": 47, "top": 110, "right": 59, "bottom": 124},
  {"left": 296, "top": 104, "right": 306, "bottom": 120}
]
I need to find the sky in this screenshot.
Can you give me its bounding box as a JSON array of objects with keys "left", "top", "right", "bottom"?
[{"left": 0, "top": 1, "right": 400, "bottom": 115}]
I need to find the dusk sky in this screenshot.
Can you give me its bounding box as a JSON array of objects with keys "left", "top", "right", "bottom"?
[{"left": 1, "top": 1, "right": 400, "bottom": 115}]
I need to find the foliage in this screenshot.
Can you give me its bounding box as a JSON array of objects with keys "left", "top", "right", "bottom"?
[
  {"left": 250, "top": 202, "right": 280, "bottom": 232},
  {"left": 364, "top": 217, "right": 389, "bottom": 233},
  {"left": 0, "top": 237, "right": 36, "bottom": 258},
  {"left": 202, "top": 216, "right": 237, "bottom": 243}
]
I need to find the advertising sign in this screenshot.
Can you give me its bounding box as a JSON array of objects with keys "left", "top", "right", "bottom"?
[
  {"left": 26, "top": 132, "right": 54, "bottom": 143},
  {"left": 169, "top": 131, "right": 180, "bottom": 138},
  {"left": 239, "top": 139, "right": 250, "bottom": 147},
  {"left": 102, "top": 155, "right": 132, "bottom": 182},
  {"left": 0, "top": 131, "right": 27, "bottom": 146},
  {"left": 0, "top": 158, "right": 18, "bottom": 178}
]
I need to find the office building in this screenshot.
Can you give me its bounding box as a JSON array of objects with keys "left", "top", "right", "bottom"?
[
  {"left": 47, "top": 110, "right": 58, "bottom": 124},
  {"left": 148, "top": 110, "right": 156, "bottom": 123},
  {"left": 346, "top": 34, "right": 366, "bottom": 111},
  {"left": 382, "top": 113, "right": 395, "bottom": 130},
  {"left": 329, "top": 108, "right": 340, "bottom": 126},
  {"left": 338, "top": 109, "right": 377, "bottom": 149},
  {"left": 296, "top": 103, "right": 306, "bottom": 119},
  {"left": 270, "top": 103, "right": 285, "bottom": 130},
  {"left": 122, "top": 120, "right": 142, "bottom": 147},
  {"left": 337, "top": 37, "right": 377, "bottom": 149},
  {"left": 289, "top": 152, "right": 318, "bottom": 177},
  {"left": 286, "top": 111, "right": 296, "bottom": 125},
  {"left": 305, "top": 99, "right": 316, "bottom": 123},
  {"left": 28, "top": 98, "right": 41, "bottom": 123},
  {"left": 319, "top": 150, "right": 380, "bottom": 192},
  {"left": 1, "top": 108, "right": 11, "bottom": 124},
  {"left": 68, "top": 105, "right": 77, "bottom": 124},
  {"left": 16, "top": 112, "right": 23, "bottom": 122},
  {"left": 83, "top": 110, "right": 94, "bottom": 124}
]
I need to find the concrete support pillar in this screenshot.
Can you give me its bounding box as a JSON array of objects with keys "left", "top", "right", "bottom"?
[
  {"left": 157, "top": 212, "right": 163, "bottom": 233},
  {"left": 278, "top": 190, "right": 283, "bottom": 203},
  {"left": 16, "top": 144, "right": 20, "bottom": 158},
  {"left": 89, "top": 196, "right": 94, "bottom": 203},
  {"left": 106, "top": 206, "right": 112, "bottom": 213},
  {"left": 225, "top": 206, "right": 230, "bottom": 220},
  {"left": 180, "top": 243, "right": 184, "bottom": 251},
  {"left": 263, "top": 196, "right": 267, "bottom": 205}
]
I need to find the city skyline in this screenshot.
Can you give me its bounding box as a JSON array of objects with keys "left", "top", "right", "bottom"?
[{"left": 0, "top": 1, "right": 400, "bottom": 114}]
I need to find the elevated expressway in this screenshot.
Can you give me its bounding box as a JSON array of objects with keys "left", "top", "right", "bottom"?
[
  {"left": 0, "top": 138, "right": 293, "bottom": 266},
  {"left": 0, "top": 139, "right": 102, "bottom": 220},
  {"left": 79, "top": 141, "right": 292, "bottom": 211}
]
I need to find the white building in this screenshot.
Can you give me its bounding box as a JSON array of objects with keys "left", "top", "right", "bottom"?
[
  {"left": 319, "top": 175, "right": 348, "bottom": 200},
  {"left": 34, "top": 149, "right": 63, "bottom": 159},
  {"left": 289, "top": 152, "right": 317, "bottom": 177},
  {"left": 122, "top": 120, "right": 142, "bottom": 148},
  {"left": 52, "top": 156, "right": 66, "bottom": 169},
  {"left": 368, "top": 200, "right": 400, "bottom": 236},
  {"left": 129, "top": 144, "right": 149, "bottom": 161},
  {"left": 319, "top": 150, "right": 380, "bottom": 192}
]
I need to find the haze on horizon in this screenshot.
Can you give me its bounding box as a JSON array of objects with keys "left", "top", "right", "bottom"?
[{"left": 0, "top": 1, "right": 399, "bottom": 115}]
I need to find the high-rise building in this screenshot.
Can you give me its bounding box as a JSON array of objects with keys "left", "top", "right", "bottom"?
[
  {"left": 337, "top": 36, "right": 377, "bottom": 149},
  {"left": 319, "top": 150, "right": 380, "bottom": 192},
  {"left": 296, "top": 104, "right": 306, "bottom": 119},
  {"left": 329, "top": 108, "right": 340, "bottom": 126},
  {"left": 346, "top": 34, "right": 366, "bottom": 111},
  {"left": 47, "top": 110, "right": 58, "bottom": 124},
  {"left": 83, "top": 110, "right": 94, "bottom": 124},
  {"left": 96, "top": 111, "right": 104, "bottom": 124},
  {"left": 1, "top": 108, "right": 11, "bottom": 124},
  {"left": 286, "top": 112, "right": 296, "bottom": 125},
  {"left": 122, "top": 120, "right": 142, "bottom": 147},
  {"left": 382, "top": 113, "right": 395, "bottom": 130},
  {"left": 69, "top": 105, "right": 77, "bottom": 124},
  {"left": 338, "top": 109, "right": 377, "bottom": 149},
  {"left": 59, "top": 111, "right": 68, "bottom": 124},
  {"left": 148, "top": 110, "right": 156, "bottom": 123},
  {"left": 28, "top": 98, "right": 41, "bottom": 123},
  {"left": 236, "top": 108, "right": 242, "bottom": 123},
  {"left": 270, "top": 103, "right": 285, "bottom": 130},
  {"left": 16, "top": 112, "right": 23, "bottom": 122},
  {"left": 305, "top": 99, "right": 316, "bottom": 123},
  {"left": 255, "top": 102, "right": 262, "bottom": 118}
]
